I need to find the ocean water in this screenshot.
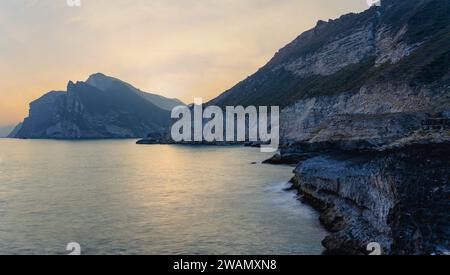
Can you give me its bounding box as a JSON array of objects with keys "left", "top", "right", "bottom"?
[{"left": 0, "top": 139, "right": 326, "bottom": 255}]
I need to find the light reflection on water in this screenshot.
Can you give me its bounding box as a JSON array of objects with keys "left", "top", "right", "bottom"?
[{"left": 0, "top": 139, "right": 326, "bottom": 255}]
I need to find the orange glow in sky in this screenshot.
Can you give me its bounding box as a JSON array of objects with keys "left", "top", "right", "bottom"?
[{"left": 0, "top": 0, "right": 368, "bottom": 126}]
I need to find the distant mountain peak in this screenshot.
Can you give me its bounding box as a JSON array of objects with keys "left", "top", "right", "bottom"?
[
  {"left": 89, "top": 72, "right": 107, "bottom": 78},
  {"left": 85, "top": 73, "right": 122, "bottom": 92},
  {"left": 85, "top": 72, "right": 184, "bottom": 110},
  {"left": 12, "top": 74, "right": 185, "bottom": 139}
]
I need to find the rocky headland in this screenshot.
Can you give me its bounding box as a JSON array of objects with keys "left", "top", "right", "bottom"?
[
  {"left": 11, "top": 73, "right": 184, "bottom": 139},
  {"left": 207, "top": 0, "right": 450, "bottom": 254}
]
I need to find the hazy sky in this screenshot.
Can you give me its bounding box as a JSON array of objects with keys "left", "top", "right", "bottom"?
[{"left": 0, "top": 0, "right": 368, "bottom": 126}]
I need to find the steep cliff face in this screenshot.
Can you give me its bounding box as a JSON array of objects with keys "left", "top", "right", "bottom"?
[
  {"left": 281, "top": 0, "right": 450, "bottom": 254},
  {"left": 210, "top": 0, "right": 450, "bottom": 109},
  {"left": 14, "top": 74, "right": 181, "bottom": 139},
  {"left": 207, "top": 0, "right": 450, "bottom": 254},
  {"left": 280, "top": 84, "right": 450, "bottom": 151}
]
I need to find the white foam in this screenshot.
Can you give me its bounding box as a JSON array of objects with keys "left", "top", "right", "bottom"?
[{"left": 265, "top": 182, "right": 319, "bottom": 219}]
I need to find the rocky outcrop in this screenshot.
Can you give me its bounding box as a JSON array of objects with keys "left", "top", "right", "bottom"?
[
  {"left": 13, "top": 73, "right": 183, "bottom": 139},
  {"left": 292, "top": 144, "right": 449, "bottom": 255},
  {"left": 280, "top": 92, "right": 450, "bottom": 152},
  {"left": 262, "top": 152, "right": 316, "bottom": 165}
]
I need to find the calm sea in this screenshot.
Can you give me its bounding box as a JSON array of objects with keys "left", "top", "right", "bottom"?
[{"left": 0, "top": 139, "right": 326, "bottom": 255}]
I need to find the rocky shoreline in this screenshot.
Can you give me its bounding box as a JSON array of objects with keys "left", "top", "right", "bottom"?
[{"left": 279, "top": 143, "right": 449, "bottom": 255}]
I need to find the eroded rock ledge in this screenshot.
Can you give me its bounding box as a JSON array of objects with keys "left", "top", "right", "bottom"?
[{"left": 289, "top": 144, "right": 449, "bottom": 255}]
